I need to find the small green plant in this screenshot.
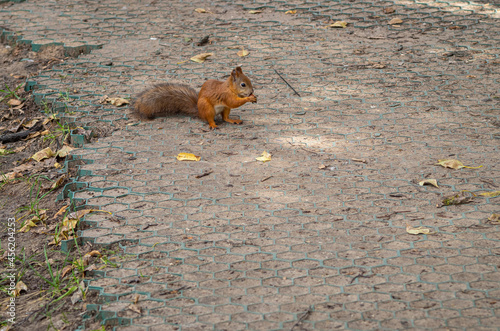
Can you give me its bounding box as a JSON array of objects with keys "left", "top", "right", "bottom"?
[
  {"left": 58, "top": 91, "right": 71, "bottom": 102},
  {"left": 43, "top": 119, "right": 72, "bottom": 144},
  {"left": 15, "top": 174, "right": 56, "bottom": 223},
  {"left": 0, "top": 83, "right": 23, "bottom": 102}
]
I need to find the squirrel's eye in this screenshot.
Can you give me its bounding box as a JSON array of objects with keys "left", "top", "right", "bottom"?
[{"left": 240, "top": 83, "right": 246, "bottom": 87}]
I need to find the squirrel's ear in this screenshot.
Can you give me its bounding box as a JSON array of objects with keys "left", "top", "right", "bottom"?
[
  {"left": 231, "top": 69, "right": 237, "bottom": 80},
  {"left": 235, "top": 67, "right": 243, "bottom": 73}
]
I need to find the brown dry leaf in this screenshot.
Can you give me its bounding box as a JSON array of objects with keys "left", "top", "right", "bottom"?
[
  {"left": 128, "top": 303, "right": 142, "bottom": 314},
  {"left": 61, "top": 265, "right": 74, "bottom": 278},
  {"left": 256, "top": 151, "right": 272, "bottom": 163},
  {"left": 479, "top": 190, "right": 500, "bottom": 198},
  {"left": 82, "top": 250, "right": 102, "bottom": 266},
  {"left": 23, "top": 119, "right": 39, "bottom": 129},
  {"left": 388, "top": 18, "right": 403, "bottom": 25},
  {"left": 7, "top": 118, "right": 25, "bottom": 133},
  {"left": 194, "top": 8, "right": 207, "bottom": 13},
  {"left": 406, "top": 224, "right": 434, "bottom": 235},
  {"left": 383, "top": 7, "right": 396, "bottom": 14},
  {"left": 285, "top": 10, "right": 297, "bottom": 14},
  {"left": 190, "top": 53, "right": 213, "bottom": 63},
  {"left": 237, "top": 49, "right": 249, "bottom": 57},
  {"left": 329, "top": 21, "right": 348, "bottom": 28},
  {"left": 13, "top": 145, "right": 26, "bottom": 153},
  {"left": 14, "top": 281, "right": 28, "bottom": 297},
  {"left": 31, "top": 147, "right": 55, "bottom": 162},
  {"left": 419, "top": 179, "right": 439, "bottom": 188},
  {"left": 436, "top": 159, "right": 482, "bottom": 170},
  {"left": 56, "top": 145, "right": 74, "bottom": 158},
  {"left": 19, "top": 212, "right": 47, "bottom": 232},
  {"left": 50, "top": 175, "right": 66, "bottom": 190},
  {"left": 53, "top": 205, "right": 69, "bottom": 219},
  {"left": 176, "top": 153, "right": 201, "bottom": 161},
  {"left": 318, "top": 164, "right": 327, "bottom": 169},
  {"left": 8, "top": 99, "right": 22, "bottom": 106},
  {"left": 439, "top": 191, "right": 475, "bottom": 207},
  {"left": 107, "top": 97, "right": 129, "bottom": 106},
  {"left": 1, "top": 171, "right": 22, "bottom": 182},
  {"left": 26, "top": 131, "right": 41, "bottom": 140},
  {"left": 248, "top": 10, "right": 262, "bottom": 14},
  {"left": 488, "top": 214, "right": 500, "bottom": 223}
]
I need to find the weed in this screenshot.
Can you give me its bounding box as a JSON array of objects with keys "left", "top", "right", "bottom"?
[
  {"left": 0, "top": 83, "right": 24, "bottom": 102},
  {"left": 15, "top": 174, "right": 55, "bottom": 224}
]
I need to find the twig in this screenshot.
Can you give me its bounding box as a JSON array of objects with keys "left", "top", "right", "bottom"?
[
  {"left": 291, "top": 305, "right": 313, "bottom": 330},
  {"left": 195, "top": 171, "right": 213, "bottom": 179},
  {"left": 274, "top": 69, "right": 301, "bottom": 97},
  {"left": 261, "top": 176, "right": 273, "bottom": 182},
  {"left": 288, "top": 141, "right": 320, "bottom": 155}
]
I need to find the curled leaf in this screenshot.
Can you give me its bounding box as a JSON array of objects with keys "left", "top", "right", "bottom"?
[
  {"left": 177, "top": 153, "right": 201, "bottom": 161},
  {"left": 329, "top": 21, "right": 348, "bottom": 28},
  {"left": 56, "top": 145, "right": 74, "bottom": 158},
  {"left": 436, "top": 159, "right": 482, "bottom": 170},
  {"left": 285, "top": 10, "right": 297, "bottom": 14},
  {"left": 488, "top": 214, "right": 500, "bottom": 224},
  {"left": 8, "top": 99, "right": 22, "bottom": 106},
  {"left": 194, "top": 8, "right": 207, "bottom": 13},
  {"left": 190, "top": 53, "right": 213, "bottom": 63},
  {"left": 256, "top": 151, "right": 272, "bottom": 163},
  {"left": 480, "top": 190, "right": 500, "bottom": 198},
  {"left": 248, "top": 10, "right": 262, "bottom": 14},
  {"left": 31, "top": 147, "right": 55, "bottom": 162},
  {"left": 107, "top": 97, "right": 129, "bottom": 106},
  {"left": 439, "top": 191, "right": 475, "bottom": 207},
  {"left": 61, "top": 265, "right": 74, "bottom": 278},
  {"left": 406, "top": 224, "right": 434, "bottom": 235},
  {"left": 14, "top": 281, "right": 28, "bottom": 297},
  {"left": 419, "top": 179, "right": 439, "bottom": 188},
  {"left": 237, "top": 49, "right": 249, "bottom": 57},
  {"left": 388, "top": 18, "right": 403, "bottom": 25}
]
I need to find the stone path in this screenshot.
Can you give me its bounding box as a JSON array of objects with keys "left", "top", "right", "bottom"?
[{"left": 2, "top": 0, "right": 500, "bottom": 329}]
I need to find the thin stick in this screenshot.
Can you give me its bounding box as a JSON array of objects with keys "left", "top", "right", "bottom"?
[{"left": 274, "top": 69, "right": 301, "bottom": 97}]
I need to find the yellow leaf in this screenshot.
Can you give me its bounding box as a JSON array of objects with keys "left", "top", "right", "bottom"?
[
  {"left": 194, "top": 8, "right": 206, "bottom": 13},
  {"left": 285, "top": 10, "right": 297, "bottom": 14},
  {"left": 388, "top": 18, "right": 403, "bottom": 25},
  {"left": 488, "top": 214, "right": 500, "bottom": 223},
  {"left": 329, "top": 21, "right": 348, "bottom": 28},
  {"left": 480, "top": 190, "right": 500, "bottom": 198},
  {"left": 176, "top": 153, "right": 201, "bottom": 161},
  {"left": 190, "top": 53, "right": 213, "bottom": 63},
  {"left": 19, "top": 220, "right": 38, "bottom": 233},
  {"left": 55, "top": 145, "right": 74, "bottom": 158},
  {"left": 51, "top": 176, "right": 66, "bottom": 189},
  {"left": 418, "top": 179, "right": 439, "bottom": 188},
  {"left": 248, "top": 10, "right": 262, "bottom": 14},
  {"left": 256, "top": 151, "right": 272, "bottom": 162},
  {"left": 237, "top": 49, "right": 249, "bottom": 57},
  {"left": 406, "top": 224, "right": 434, "bottom": 235},
  {"left": 436, "top": 159, "right": 482, "bottom": 170},
  {"left": 107, "top": 97, "right": 129, "bottom": 106},
  {"left": 31, "top": 147, "right": 55, "bottom": 162},
  {"left": 14, "top": 281, "right": 28, "bottom": 297},
  {"left": 53, "top": 205, "right": 69, "bottom": 219}
]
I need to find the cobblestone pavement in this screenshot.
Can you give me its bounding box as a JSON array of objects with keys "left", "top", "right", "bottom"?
[{"left": 2, "top": 0, "right": 500, "bottom": 329}]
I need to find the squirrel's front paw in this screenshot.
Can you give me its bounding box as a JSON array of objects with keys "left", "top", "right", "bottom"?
[{"left": 248, "top": 94, "right": 257, "bottom": 103}]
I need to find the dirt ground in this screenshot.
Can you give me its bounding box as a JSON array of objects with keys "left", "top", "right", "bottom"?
[{"left": 0, "top": 42, "right": 108, "bottom": 330}]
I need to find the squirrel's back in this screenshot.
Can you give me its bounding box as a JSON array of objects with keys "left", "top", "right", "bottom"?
[{"left": 132, "top": 83, "right": 198, "bottom": 119}]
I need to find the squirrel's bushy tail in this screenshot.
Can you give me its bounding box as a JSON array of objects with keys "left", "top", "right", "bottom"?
[{"left": 132, "top": 83, "right": 198, "bottom": 119}]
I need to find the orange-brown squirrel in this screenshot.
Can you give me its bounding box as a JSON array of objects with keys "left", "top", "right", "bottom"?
[{"left": 132, "top": 67, "right": 257, "bottom": 129}]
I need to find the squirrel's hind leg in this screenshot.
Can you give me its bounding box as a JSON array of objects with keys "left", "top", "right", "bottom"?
[
  {"left": 222, "top": 108, "right": 242, "bottom": 125},
  {"left": 197, "top": 98, "right": 218, "bottom": 129}
]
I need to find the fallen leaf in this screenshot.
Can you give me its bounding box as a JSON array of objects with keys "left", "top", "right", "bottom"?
[
  {"left": 318, "top": 164, "right": 327, "bottom": 169},
  {"left": 248, "top": 10, "right": 262, "bottom": 14},
  {"left": 329, "top": 21, "right": 348, "bottom": 28},
  {"left": 480, "top": 190, "right": 500, "bottom": 198},
  {"left": 352, "top": 158, "right": 367, "bottom": 163},
  {"left": 107, "top": 97, "right": 129, "bottom": 106},
  {"left": 128, "top": 303, "right": 142, "bottom": 314},
  {"left": 383, "top": 7, "right": 396, "bottom": 14},
  {"left": 61, "top": 265, "right": 74, "bottom": 278},
  {"left": 388, "top": 18, "right": 403, "bottom": 25},
  {"left": 285, "top": 10, "right": 297, "bottom": 14},
  {"left": 438, "top": 191, "right": 475, "bottom": 207},
  {"left": 50, "top": 175, "right": 66, "bottom": 190},
  {"left": 23, "top": 119, "right": 39, "bottom": 129},
  {"left": 406, "top": 224, "right": 434, "bottom": 235},
  {"left": 14, "top": 281, "right": 28, "bottom": 297},
  {"left": 70, "top": 281, "right": 86, "bottom": 305},
  {"left": 176, "top": 153, "right": 201, "bottom": 161},
  {"left": 82, "top": 250, "right": 101, "bottom": 266},
  {"left": 1, "top": 171, "right": 22, "bottom": 182},
  {"left": 190, "top": 53, "right": 213, "bottom": 63},
  {"left": 488, "top": 214, "right": 500, "bottom": 223},
  {"left": 436, "top": 159, "right": 482, "bottom": 170},
  {"left": 31, "top": 147, "right": 55, "bottom": 162},
  {"left": 19, "top": 212, "right": 47, "bottom": 232},
  {"left": 256, "top": 151, "right": 272, "bottom": 162},
  {"left": 55, "top": 145, "right": 74, "bottom": 158},
  {"left": 194, "top": 8, "right": 206, "bottom": 13},
  {"left": 53, "top": 205, "right": 69, "bottom": 219},
  {"left": 237, "top": 49, "right": 249, "bottom": 57},
  {"left": 419, "top": 179, "right": 439, "bottom": 188},
  {"left": 8, "top": 99, "right": 21, "bottom": 106}
]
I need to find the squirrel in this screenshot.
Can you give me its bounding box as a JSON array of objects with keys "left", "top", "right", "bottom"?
[{"left": 132, "top": 67, "right": 257, "bottom": 129}]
